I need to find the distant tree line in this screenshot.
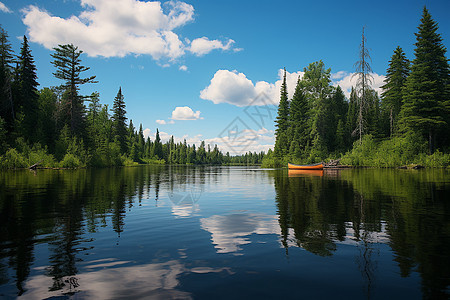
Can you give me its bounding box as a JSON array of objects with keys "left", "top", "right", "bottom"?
[
  {"left": 266, "top": 7, "right": 449, "bottom": 167},
  {"left": 0, "top": 28, "right": 264, "bottom": 168}
]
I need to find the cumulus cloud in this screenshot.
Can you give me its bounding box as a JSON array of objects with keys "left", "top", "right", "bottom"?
[
  {"left": 332, "top": 71, "right": 386, "bottom": 98},
  {"left": 189, "top": 37, "right": 235, "bottom": 56},
  {"left": 200, "top": 69, "right": 302, "bottom": 107},
  {"left": 0, "top": 2, "right": 11, "bottom": 13},
  {"left": 143, "top": 128, "right": 152, "bottom": 139},
  {"left": 21, "top": 0, "right": 237, "bottom": 60},
  {"left": 156, "top": 120, "right": 167, "bottom": 125},
  {"left": 179, "top": 65, "right": 188, "bottom": 71},
  {"left": 201, "top": 68, "right": 386, "bottom": 106},
  {"left": 171, "top": 106, "right": 202, "bottom": 120},
  {"left": 144, "top": 128, "right": 273, "bottom": 155}
]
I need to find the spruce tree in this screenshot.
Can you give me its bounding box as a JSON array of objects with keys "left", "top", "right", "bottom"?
[
  {"left": 16, "top": 36, "right": 39, "bottom": 143},
  {"left": 274, "top": 68, "right": 289, "bottom": 157},
  {"left": 111, "top": 87, "right": 128, "bottom": 154},
  {"left": 381, "top": 46, "right": 410, "bottom": 136},
  {"left": 399, "top": 7, "right": 450, "bottom": 152},
  {"left": 346, "top": 87, "right": 359, "bottom": 148},
  {"left": 0, "top": 26, "right": 15, "bottom": 129},
  {"left": 289, "top": 76, "right": 309, "bottom": 155},
  {"left": 51, "top": 44, "right": 97, "bottom": 136},
  {"left": 153, "top": 128, "right": 163, "bottom": 159}
]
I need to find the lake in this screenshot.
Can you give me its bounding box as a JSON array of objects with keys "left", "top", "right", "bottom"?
[{"left": 0, "top": 166, "right": 449, "bottom": 299}]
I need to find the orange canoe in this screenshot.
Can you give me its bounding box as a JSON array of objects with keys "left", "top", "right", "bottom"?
[{"left": 288, "top": 162, "right": 324, "bottom": 170}]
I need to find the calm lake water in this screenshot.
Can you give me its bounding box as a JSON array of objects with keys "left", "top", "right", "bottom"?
[{"left": 0, "top": 166, "right": 449, "bottom": 299}]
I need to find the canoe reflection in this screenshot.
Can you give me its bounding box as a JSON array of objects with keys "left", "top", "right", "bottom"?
[{"left": 288, "top": 169, "right": 324, "bottom": 177}]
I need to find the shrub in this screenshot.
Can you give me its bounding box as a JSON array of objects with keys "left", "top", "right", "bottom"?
[
  {"left": 0, "top": 148, "right": 28, "bottom": 169},
  {"left": 60, "top": 153, "right": 82, "bottom": 168}
]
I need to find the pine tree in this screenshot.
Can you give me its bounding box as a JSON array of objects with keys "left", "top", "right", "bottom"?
[
  {"left": 381, "top": 46, "right": 410, "bottom": 136},
  {"left": 51, "top": 44, "right": 97, "bottom": 136},
  {"left": 274, "top": 68, "right": 289, "bottom": 157},
  {"left": 111, "top": 87, "right": 128, "bottom": 154},
  {"left": 16, "top": 36, "right": 39, "bottom": 143},
  {"left": 399, "top": 7, "right": 450, "bottom": 152}
]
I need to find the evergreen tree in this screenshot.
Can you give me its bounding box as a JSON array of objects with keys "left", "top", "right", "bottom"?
[
  {"left": 274, "top": 68, "right": 289, "bottom": 157},
  {"left": 346, "top": 87, "right": 359, "bottom": 148},
  {"left": 128, "top": 119, "right": 136, "bottom": 155},
  {"left": 138, "top": 124, "right": 145, "bottom": 159},
  {"left": 16, "top": 36, "right": 39, "bottom": 143},
  {"left": 399, "top": 7, "right": 450, "bottom": 152},
  {"left": 36, "top": 88, "right": 57, "bottom": 152},
  {"left": 0, "top": 26, "right": 15, "bottom": 130},
  {"left": 153, "top": 128, "right": 163, "bottom": 159},
  {"left": 289, "top": 76, "right": 310, "bottom": 155},
  {"left": 301, "top": 61, "right": 333, "bottom": 155},
  {"left": 51, "top": 44, "right": 97, "bottom": 136},
  {"left": 111, "top": 87, "right": 128, "bottom": 154},
  {"left": 381, "top": 46, "right": 410, "bottom": 136}
]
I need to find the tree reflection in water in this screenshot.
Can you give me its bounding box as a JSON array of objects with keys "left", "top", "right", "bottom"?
[
  {"left": 275, "top": 168, "right": 450, "bottom": 299},
  {"left": 0, "top": 167, "right": 448, "bottom": 299}
]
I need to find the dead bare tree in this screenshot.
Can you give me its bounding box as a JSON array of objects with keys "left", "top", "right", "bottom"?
[{"left": 352, "top": 26, "right": 373, "bottom": 143}]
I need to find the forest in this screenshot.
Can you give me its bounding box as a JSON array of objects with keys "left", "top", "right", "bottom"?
[
  {"left": 263, "top": 7, "right": 450, "bottom": 168},
  {"left": 0, "top": 29, "right": 264, "bottom": 168}
]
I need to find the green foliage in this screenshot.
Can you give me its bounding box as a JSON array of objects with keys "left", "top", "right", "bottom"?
[
  {"left": 340, "top": 133, "right": 436, "bottom": 167},
  {"left": 274, "top": 68, "right": 289, "bottom": 157},
  {"left": 381, "top": 46, "right": 410, "bottom": 136},
  {"left": 51, "top": 43, "right": 97, "bottom": 136},
  {"left": 16, "top": 35, "right": 39, "bottom": 143},
  {"left": 418, "top": 150, "right": 450, "bottom": 167},
  {"left": 0, "top": 116, "right": 8, "bottom": 154},
  {"left": 398, "top": 7, "right": 450, "bottom": 152},
  {"left": 111, "top": 87, "right": 128, "bottom": 153},
  {"left": 0, "top": 148, "right": 28, "bottom": 169},
  {"left": 60, "top": 153, "right": 82, "bottom": 168}
]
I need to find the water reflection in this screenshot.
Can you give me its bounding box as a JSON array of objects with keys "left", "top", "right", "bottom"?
[
  {"left": 24, "top": 259, "right": 191, "bottom": 299},
  {"left": 200, "top": 213, "right": 280, "bottom": 254},
  {"left": 275, "top": 168, "right": 450, "bottom": 299},
  {"left": 0, "top": 167, "right": 449, "bottom": 299}
]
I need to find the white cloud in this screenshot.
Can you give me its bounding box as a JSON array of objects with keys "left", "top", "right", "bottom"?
[
  {"left": 143, "top": 128, "right": 152, "bottom": 139},
  {"left": 332, "top": 72, "right": 386, "bottom": 98},
  {"left": 156, "top": 120, "right": 166, "bottom": 125},
  {"left": 0, "top": 2, "right": 11, "bottom": 13},
  {"left": 144, "top": 128, "right": 273, "bottom": 155},
  {"left": 200, "top": 69, "right": 303, "bottom": 107},
  {"left": 171, "top": 106, "right": 202, "bottom": 120},
  {"left": 21, "top": 0, "right": 238, "bottom": 61},
  {"left": 189, "top": 37, "right": 235, "bottom": 56},
  {"left": 201, "top": 68, "right": 386, "bottom": 106},
  {"left": 179, "top": 65, "right": 188, "bottom": 71}
]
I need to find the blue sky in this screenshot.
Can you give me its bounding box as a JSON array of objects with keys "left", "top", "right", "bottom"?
[{"left": 1, "top": 0, "right": 449, "bottom": 154}]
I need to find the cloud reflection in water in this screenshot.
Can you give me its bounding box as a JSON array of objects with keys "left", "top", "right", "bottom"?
[{"left": 200, "top": 213, "right": 280, "bottom": 254}]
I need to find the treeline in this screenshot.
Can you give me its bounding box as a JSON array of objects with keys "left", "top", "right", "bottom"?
[
  {"left": 264, "top": 7, "right": 450, "bottom": 167},
  {"left": 0, "top": 27, "right": 264, "bottom": 168}
]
